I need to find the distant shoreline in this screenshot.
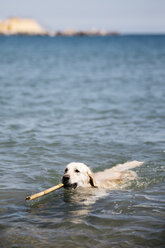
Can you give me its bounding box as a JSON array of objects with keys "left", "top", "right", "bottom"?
[
  {"left": 0, "top": 17, "right": 164, "bottom": 37},
  {"left": 0, "top": 17, "right": 119, "bottom": 37},
  {"left": 0, "top": 33, "right": 165, "bottom": 37},
  {"left": 0, "top": 32, "right": 120, "bottom": 37}
]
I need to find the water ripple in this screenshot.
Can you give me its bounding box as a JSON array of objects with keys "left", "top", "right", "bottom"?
[{"left": 0, "top": 35, "right": 165, "bottom": 248}]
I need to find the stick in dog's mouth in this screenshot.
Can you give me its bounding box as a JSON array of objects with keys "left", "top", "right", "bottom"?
[
  {"left": 63, "top": 182, "right": 78, "bottom": 189},
  {"left": 25, "top": 183, "right": 64, "bottom": 201}
]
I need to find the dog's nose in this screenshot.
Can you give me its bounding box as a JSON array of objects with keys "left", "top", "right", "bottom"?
[{"left": 62, "top": 175, "right": 70, "bottom": 183}]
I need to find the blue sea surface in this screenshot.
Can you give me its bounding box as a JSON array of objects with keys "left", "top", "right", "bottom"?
[{"left": 0, "top": 35, "right": 165, "bottom": 247}]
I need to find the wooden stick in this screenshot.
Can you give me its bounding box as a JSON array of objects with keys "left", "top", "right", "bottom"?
[{"left": 25, "top": 183, "right": 64, "bottom": 201}]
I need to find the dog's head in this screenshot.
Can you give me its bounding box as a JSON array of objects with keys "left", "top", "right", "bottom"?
[{"left": 62, "top": 162, "right": 97, "bottom": 189}]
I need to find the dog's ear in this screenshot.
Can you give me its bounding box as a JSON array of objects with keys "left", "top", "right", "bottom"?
[{"left": 87, "top": 168, "right": 97, "bottom": 188}]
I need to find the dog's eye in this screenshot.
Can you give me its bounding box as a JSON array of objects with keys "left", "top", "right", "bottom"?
[
  {"left": 65, "top": 168, "right": 68, "bottom": 173},
  {"left": 75, "top": 169, "right": 80, "bottom": 173}
]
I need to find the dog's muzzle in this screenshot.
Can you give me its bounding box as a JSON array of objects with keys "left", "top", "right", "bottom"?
[{"left": 62, "top": 175, "right": 77, "bottom": 189}]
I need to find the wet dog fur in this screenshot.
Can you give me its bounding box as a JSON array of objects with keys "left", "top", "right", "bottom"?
[{"left": 62, "top": 161, "right": 143, "bottom": 190}]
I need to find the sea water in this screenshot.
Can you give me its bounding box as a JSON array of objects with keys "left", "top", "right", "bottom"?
[{"left": 0, "top": 35, "right": 165, "bottom": 247}]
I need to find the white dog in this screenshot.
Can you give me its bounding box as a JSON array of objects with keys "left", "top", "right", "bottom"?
[{"left": 62, "top": 161, "right": 143, "bottom": 190}]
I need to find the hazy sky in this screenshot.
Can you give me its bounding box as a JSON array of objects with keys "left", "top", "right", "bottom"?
[{"left": 0, "top": 0, "right": 165, "bottom": 33}]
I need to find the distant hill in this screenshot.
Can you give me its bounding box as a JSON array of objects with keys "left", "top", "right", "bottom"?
[{"left": 0, "top": 17, "right": 46, "bottom": 35}]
